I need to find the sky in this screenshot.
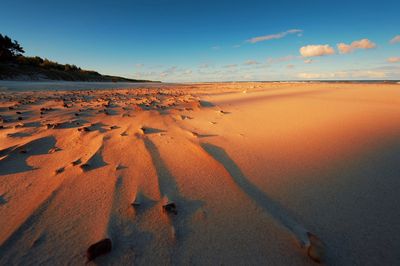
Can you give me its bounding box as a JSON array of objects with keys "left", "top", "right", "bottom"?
[{"left": 1, "top": 0, "right": 400, "bottom": 82}]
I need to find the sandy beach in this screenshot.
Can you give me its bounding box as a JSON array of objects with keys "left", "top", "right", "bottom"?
[{"left": 1, "top": 82, "right": 400, "bottom": 265}]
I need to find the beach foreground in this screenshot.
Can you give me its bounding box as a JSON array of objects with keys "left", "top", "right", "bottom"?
[{"left": 0, "top": 82, "right": 399, "bottom": 265}]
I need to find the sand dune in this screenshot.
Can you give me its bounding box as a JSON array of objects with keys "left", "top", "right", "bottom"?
[{"left": 0, "top": 82, "right": 400, "bottom": 265}]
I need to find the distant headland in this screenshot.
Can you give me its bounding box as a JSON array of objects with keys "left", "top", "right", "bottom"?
[{"left": 0, "top": 34, "right": 157, "bottom": 82}]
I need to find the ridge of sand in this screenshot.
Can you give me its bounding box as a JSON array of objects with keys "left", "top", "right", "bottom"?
[{"left": 1, "top": 82, "right": 400, "bottom": 265}]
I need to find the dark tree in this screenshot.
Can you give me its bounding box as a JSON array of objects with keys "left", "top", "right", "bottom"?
[{"left": 0, "top": 34, "right": 25, "bottom": 61}]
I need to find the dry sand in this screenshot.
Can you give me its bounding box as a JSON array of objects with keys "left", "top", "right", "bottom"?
[{"left": 0, "top": 82, "right": 399, "bottom": 265}]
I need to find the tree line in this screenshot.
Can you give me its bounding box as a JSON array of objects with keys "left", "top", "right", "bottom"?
[{"left": 0, "top": 34, "right": 98, "bottom": 75}]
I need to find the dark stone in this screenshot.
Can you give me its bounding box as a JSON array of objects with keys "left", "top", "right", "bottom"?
[
  {"left": 80, "top": 163, "right": 90, "bottom": 170},
  {"left": 131, "top": 201, "right": 141, "bottom": 208},
  {"left": 86, "top": 238, "right": 112, "bottom": 261},
  {"left": 163, "top": 202, "right": 177, "bottom": 215},
  {"left": 72, "top": 158, "right": 82, "bottom": 166},
  {"left": 78, "top": 127, "right": 91, "bottom": 132},
  {"left": 307, "top": 232, "right": 325, "bottom": 264}
]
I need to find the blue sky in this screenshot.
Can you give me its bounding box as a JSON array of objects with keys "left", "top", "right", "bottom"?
[{"left": 1, "top": 0, "right": 400, "bottom": 81}]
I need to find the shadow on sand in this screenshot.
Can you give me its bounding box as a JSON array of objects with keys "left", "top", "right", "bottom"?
[
  {"left": 103, "top": 175, "right": 154, "bottom": 264},
  {"left": 0, "top": 136, "right": 57, "bottom": 176},
  {"left": 143, "top": 137, "right": 203, "bottom": 252},
  {"left": 200, "top": 142, "right": 310, "bottom": 246}
]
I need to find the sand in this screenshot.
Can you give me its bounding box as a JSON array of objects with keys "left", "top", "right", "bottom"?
[{"left": 0, "top": 82, "right": 399, "bottom": 265}]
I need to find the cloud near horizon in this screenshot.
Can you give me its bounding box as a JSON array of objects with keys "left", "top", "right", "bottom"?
[
  {"left": 160, "top": 66, "right": 177, "bottom": 77},
  {"left": 223, "top": 64, "right": 238, "bottom": 68},
  {"left": 297, "top": 70, "right": 386, "bottom": 79},
  {"left": 299, "top": 44, "right": 335, "bottom": 57},
  {"left": 182, "top": 69, "right": 193, "bottom": 75},
  {"left": 243, "top": 60, "right": 260, "bottom": 65},
  {"left": 198, "top": 63, "right": 209, "bottom": 69},
  {"left": 247, "top": 29, "right": 302, "bottom": 43},
  {"left": 337, "top": 39, "right": 376, "bottom": 54},
  {"left": 267, "top": 55, "right": 296, "bottom": 64},
  {"left": 387, "top": 57, "right": 400, "bottom": 63},
  {"left": 390, "top": 35, "right": 400, "bottom": 44}
]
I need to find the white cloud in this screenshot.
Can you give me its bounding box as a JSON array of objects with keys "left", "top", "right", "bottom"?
[
  {"left": 182, "top": 69, "right": 193, "bottom": 75},
  {"left": 387, "top": 57, "right": 400, "bottom": 63},
  {"left": 286, "top": 64, "right": 295, "bottom": 69},
  {"left": 211, "top": 46, "right": 220, "bottom": 50},
  {"left": 267, "top": 55, "right": 296, "bottom": 64},
  {"left": 304, "top": 59, "right": 313, "bottom": 64},
  {"left": 243, "top": 60, "right": 260, "bottom": 65},
  {"left": 297, "top": 72, "right": 330, "bottom": 79},
  {"left": 160, "top": 66, "right": 177, "bottom": 77},
  {"left": 132, "top": 71, "right": 158, "bottom": 78},
  {"left": 390, "top": 35, "right": 400, "bottom": 44},
  {"left": 351, "top": 70, "right": 386, "bottom": 78},
  {"left": 247, "top": 29, "right": 302, "bottom": 44},
  {"left": 297, "top": 70, "right": 386, "bottom": 79},
  {"left": 299, "top": 45, "right": 335, "bottom": 57},
  {"left": 242, "top": 74, "right": 253, "bottom": 80},
  {"left": 337, "top": 39, "right": 376, "bottom": 54},
  {"left": 223, "top": 64, "right": 238, "bottom": 68}
]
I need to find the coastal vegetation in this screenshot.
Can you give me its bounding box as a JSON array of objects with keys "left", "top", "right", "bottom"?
[{"left": 0, "top": 34, "right": 153, "bottom": 82}]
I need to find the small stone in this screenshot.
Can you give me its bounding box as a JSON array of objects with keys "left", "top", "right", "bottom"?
[
  {"left": 80, "top": 163, "right": 90, "bottom": 170},
  {"left": 72, "top": 159, "right": 81, "bottom": 166},
  {"left": 55, "top": 167, "right": 65, "bottom": 174},
  {"left": 86, "top": 238, "right": 112, "bottom": 262},
  {"left": 78, "top": 127, "right": 91, "bottom": 132},
  {"left": 131, "top": 201, "right": 141, "bottom": 208},
  {"left": 163, "top": 202, "right": 177, "bottom": 215},
  {"left": 306, "top": 232, "right": 325, "bottom": 263}
]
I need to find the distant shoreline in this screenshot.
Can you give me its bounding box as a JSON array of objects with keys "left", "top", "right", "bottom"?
[
  {"left": 0, "top": 61, "right": 158, "bottom": 83},
  {"left": 1, "top": 80, "right": 399, "bottom": 92},
  {"left": 179, "top": 80, "right": 400, "bottom": 85},
  {"left": 0, "top": 80, "right": 170, "bottom": 92}
]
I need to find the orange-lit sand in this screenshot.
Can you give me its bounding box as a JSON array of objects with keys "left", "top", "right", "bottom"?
[{"left": 1, "top": 82, "right": 400, "bottom": 265}]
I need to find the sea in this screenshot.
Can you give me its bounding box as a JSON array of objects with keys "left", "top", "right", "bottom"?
[
  {"left": 0, "top": 81, "right": 176, "bottom": 91},
  {"left": 0, "top": 80, "right": 398, "bottom": 92}
]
